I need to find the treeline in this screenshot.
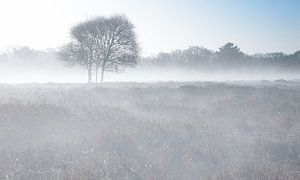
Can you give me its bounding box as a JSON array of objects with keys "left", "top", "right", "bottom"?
[
  {"left": 0, "top": 47, "right": 58, "bottom": 69},
  {"left": 0, "top": 43, "right": 299, "bottom": 82},
  {"left": 0, "top": 47, "right": 53, "bottom": 62},
  {"left": 1, "top": 43, "right": 299, "bottom": 73},
  {"left": 141, "top": 43, "right": 300, "bottom": 72}
]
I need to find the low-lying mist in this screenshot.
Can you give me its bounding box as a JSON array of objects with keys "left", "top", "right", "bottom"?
[
  {"left": 0, "top": 62, "right": 300, "bottom": 83},
  {"left": 1, "top": 45, "right": 299, "bottom": 83}
]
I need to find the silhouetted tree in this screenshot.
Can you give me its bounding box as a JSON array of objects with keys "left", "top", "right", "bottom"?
[
  {"left": 181, "top": 46, "right": 214, "bottom": 68},
  {"left": 93, "top": 15, "right": 139, "bottom": 83},
  {"left": 58, "top": 15, "right": 139, "bottom": 83},
  {"left": 217, "top": 43, "right": 243, "bottom": 58},
  {"left": 216, "top": 43, "right": 245, "bottom": 67},
  {"left": 58, "top": 21, "right": 96, "bottom": 83}
]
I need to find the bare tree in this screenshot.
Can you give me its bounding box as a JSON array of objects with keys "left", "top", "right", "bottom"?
[
  {"left": 58, "top": 15, "right": 139, "bottom": 83},
  {"left": 58, "top": 20, "right": 98, "bottom": 83},
  {"left": 92, "top": 15, "right": 139, "bottom": 83}
]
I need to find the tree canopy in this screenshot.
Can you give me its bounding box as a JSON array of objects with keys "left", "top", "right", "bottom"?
[{"left": 58, "top": 15, "right": 139, "bottom": 83}]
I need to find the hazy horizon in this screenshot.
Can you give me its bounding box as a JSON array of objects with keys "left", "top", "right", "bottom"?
[{"left": 0, "top": 0, "right": 299, "bottom": 56}]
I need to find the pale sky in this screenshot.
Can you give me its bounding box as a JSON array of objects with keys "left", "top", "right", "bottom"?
[{"left": 0, "top": 0, "right": 299, "bottom": 56}]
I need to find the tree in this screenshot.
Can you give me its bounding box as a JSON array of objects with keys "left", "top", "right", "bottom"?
[
  {"left": 58, "top": 15, "right": 139, "bottom": 83},
  {"left": 181, "top": 46, "right": 214, "bottom": 68},
  {"left": 216, "top": 43, "right": 244, "bottom": 67},
  {"left": 93, "top": 15, "right": 139, "bottom": 83},
  {"left": 58, "top": 21, "right": 96, "bottom": 83}
]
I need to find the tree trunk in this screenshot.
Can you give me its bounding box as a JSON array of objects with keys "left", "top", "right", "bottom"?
[
  {"left": 87, "top": 67, "right": 92, "bottom": 83},
  {"left": 95, "top": 66, "right": 98, "bottom": 83},
  {"left": 100, "top": 65, "right": 105, "bottom": 83}
]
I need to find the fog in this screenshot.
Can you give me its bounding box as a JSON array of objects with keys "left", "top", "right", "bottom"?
[
  {"left": 1, "top": 1, "right": 300, "bottom": 179},
  {"left": 1, "top": 67, "right": 299, "bottom": 84},
  {"left": 107, "top": 67, "right": 300, "bottom": 82},
  {"left": 0, "top": 59, "right": 300, "bottom": 83},
  {"left": 1, "top": 44, "right": 300, "bottom": 84},
  {"left": 0, "top": 51, "right": 300, "bottom": 179}
]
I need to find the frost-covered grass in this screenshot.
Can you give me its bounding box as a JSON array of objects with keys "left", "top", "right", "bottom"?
[{"left": 0, "top": 81, "right": 299, "bottom": 179}]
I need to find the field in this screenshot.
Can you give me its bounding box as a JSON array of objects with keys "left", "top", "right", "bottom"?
[{"left": 0, "top": 81, "right": 300, "bottom": 179}]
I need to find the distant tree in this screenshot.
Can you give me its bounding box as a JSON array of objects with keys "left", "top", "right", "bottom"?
[
  {"left": 216, "top": 43, "right": 244, "bottom": 66},
  {"left": 170, "top": 50, "right": 183, "bottom": 69},
  {"left": 11, "top": 47, "right": 36, "bottom": 60},
  {"left": 290, "top": 51, "right": 300, "bottom": 63},
  {"left": 181, "top": 46, "right": 214, "bottom": 68},
  {"left": 265, "top": 52, "right": 286, "bottom": 59},
  {"left": 7, "top": 46, "right": 51, "bottom": 64},
  {"left": 58, "top": 15, "right": 139, "bottom": 83},
  {"left": 155, "top": 52, "right": 174, "bottom": 67},
  {"left": 142, "top": 46, "right": 214, "bottom": 69},
  {"left": 279, "top": 51, "right": 300, "bottom": 70},
  {"left": 264, "top": 52, "right": 287, "bottom": 62},
  {"left": 140, "top": 42, "right": 300, "bottom": 73}
]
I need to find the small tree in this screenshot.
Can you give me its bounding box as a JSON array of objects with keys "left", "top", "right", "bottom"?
[
  {"left": 217, "top": 43, "right": 244, "bottom": 59},
  {"left": 216, "top": 42, "right": 245, "bottom": 67}
]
